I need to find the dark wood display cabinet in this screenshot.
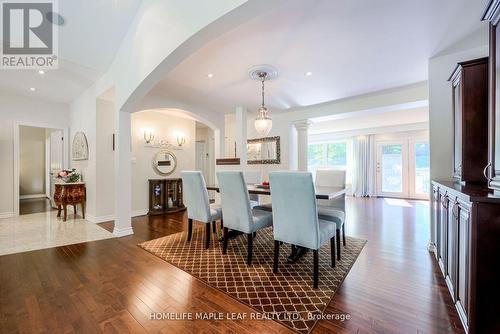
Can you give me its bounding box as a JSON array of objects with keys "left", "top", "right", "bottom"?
[
  {"left": 148, "top": 178, "right": 186, "bottom": 215},
  {"left": 432, "top": 181, "right": 500, "bottom": 334},
  {"left": 448, "top": 58, "right": 489, "bottom": 184}
]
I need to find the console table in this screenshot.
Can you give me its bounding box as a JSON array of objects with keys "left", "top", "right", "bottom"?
[
  {"left": 148, "top": 178, "right": 186, "bottom": 215},
  {"left": 54, "top": 182, "right": 86, "bottom": 222}
]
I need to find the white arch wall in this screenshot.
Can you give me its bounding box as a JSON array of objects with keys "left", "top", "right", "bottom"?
[{"left": 69, "top": 0, "right": 287, "bottom": 236}]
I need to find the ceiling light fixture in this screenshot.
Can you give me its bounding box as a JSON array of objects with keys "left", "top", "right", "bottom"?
[
  {"left": 29, "top": 87, "right": 36, "bottom": 92},
  {"left": 207, "top": 73, "right": 214, "bottom": 78},
  {"left": 249, "top": 65, "right": 278, "bottom": 137},
  {"left": 38, "top": 70, "right": 45, "bottom": 75},
  {"left": 305, "top": 71, "right": 312, "bottom": 76}
]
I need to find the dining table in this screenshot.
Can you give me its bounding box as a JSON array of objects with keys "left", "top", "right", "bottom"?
[
  {"left": 206, "top": 183, "right": 347, "bottom": 263},
  {"left": 206, "top": 184, "right": 346, "bottom": 200}
]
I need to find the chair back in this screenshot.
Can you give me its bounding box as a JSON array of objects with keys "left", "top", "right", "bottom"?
[
  {"left": 181, "top": 171, "right": 211, "bottom": 222},
  {"left": 244, "top": 171, "right": 262, "bottom": 202},
  {"left": 315, "top": 169, "right": 346, "bottom": 188},
  {"left": 217, "top": 171, "right": 254, "bottom": 233},
  {"left": 269, "top": 171, "right": 320, "bottom": 249}
]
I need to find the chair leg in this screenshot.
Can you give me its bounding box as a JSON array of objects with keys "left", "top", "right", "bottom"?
[
  {"left": 313, "top": 249, "right": 319, "bottom": 289},
  {"left": 63, "top": 205, "right": 67, "bottom": 222},
  {"left": 73, "top": 205, "right": 77, "bottom": 215},
  {"left": 220, "top": 219, "right": 224, "bottom": 230},
  {"left": 330, "top": 236, "right": 336, "bottom": 268},
  {"left": 212, "top": 221, "right": 216, "bottom": 233},
  {"left": 222, "top": 227, "right": 229, "bottom": 254},
  {"left": 187, "top": 218, "right": 193, "bottom": 241},
  {"left": 342, "top": 224, "right": 346, "bottom": 246},
  {"left": 336, "top": 228, "right": 341, "bottom": 260},
  {"left": 81, "top": 201, "right": 85, "bottom": 219},
  {"left": 205, "top": 223, "right": 211, "bottom": 249},
  {"left": 57, "top": 205, "right": 61, "bottom": 217},
  {"left": 247, "top": 233, "right": 253, "bottom": 265},
  {"left": 273, "top": 240, "right": 280, "bottom": 273}
]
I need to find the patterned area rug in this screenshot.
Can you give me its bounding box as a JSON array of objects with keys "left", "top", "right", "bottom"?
[{"left": 139, "top": 227, "right": 366, "bottom": 333}]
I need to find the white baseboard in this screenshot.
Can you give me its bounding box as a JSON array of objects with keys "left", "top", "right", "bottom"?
[
  {"left": 0, "top": 212, "right": 15, "bottom": 219},
  {"left": 86, "top": 209, "right": 149, "bottom": 224},
  {"left": 113, "top": 226, "right": 134, "bottom": 237},
  {"left": 20, "top": 194, "right": 47, "bottom": 200}
]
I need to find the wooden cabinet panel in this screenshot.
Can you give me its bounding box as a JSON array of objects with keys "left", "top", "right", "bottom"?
[
  {"left": 456, "top": 202, "right": 470, "bottom": 332},
  {"left": 432, "top": 186, "right": 441, "bottom": 262},
  {"left": 446, "top": 198, "right": 458, "bottom": 301},
  {"left": 438, "top": 191, "right": 448, "bottom": 275}
]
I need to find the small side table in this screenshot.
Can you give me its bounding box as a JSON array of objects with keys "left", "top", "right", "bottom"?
[{"left": 53, "top": 182, "right": 86, "bottom": 221}]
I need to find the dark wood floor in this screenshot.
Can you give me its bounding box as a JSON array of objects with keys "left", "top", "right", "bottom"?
[
  {"left": 0, "top": 198, "right": 464, "bottom": 334},
  {"left": 19, "top": 198, "right": 55, "bottom": 215}
]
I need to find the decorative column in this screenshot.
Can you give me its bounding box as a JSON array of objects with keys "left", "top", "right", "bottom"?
[
  {"left": 113, "top": 109, "right": 133, "bottom": 237},
  {"left": 294, "top": 120, "right": 312, "bottom": 171},
  {"left": 235, "top": 107, "right": 248, "bottom": 164}
]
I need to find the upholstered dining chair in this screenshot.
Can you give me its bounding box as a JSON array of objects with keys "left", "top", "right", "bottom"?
[
  {"left": 217, "top": 171, "right": 273, "bottom": 265},
  {"left": 315, "top": 169, "right": 347, "bottom": 259},
  {"left": 269, "top": 171, "right": 336, "bottom": 288},
  {"left": 181, "top": 171, "right": 222, "bottom": 249}
]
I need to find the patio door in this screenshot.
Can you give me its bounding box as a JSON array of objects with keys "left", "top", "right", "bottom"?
[
  {"left": 376, "top": 139, "right": 430, "bottom": 199},
  {"left": 376, "top": 141, "right": 408, "bottom": 198}
]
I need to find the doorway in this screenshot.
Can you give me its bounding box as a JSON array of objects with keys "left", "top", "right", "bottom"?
[
  {"left": 15, "top": 123, "right": 68, "bottom": 216},
  {"left": 376, "top": 139, "right": 430, "bottom": 200}
]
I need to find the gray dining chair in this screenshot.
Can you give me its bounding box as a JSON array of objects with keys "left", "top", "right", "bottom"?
[
  {"left": 217, "top": 171, "right": 273, "bottom": 265},
  {"left": 269, "top": 171, "right": 336, "bottom": 288},
  {"left": 243, "top": 170, "right": 272, "bottom": 212},
  {"left": 315, "top": 169, "right": 346, "bottom": 259},
  {"left": 181, "top": 171, "right": 222, "bottom": 249}
]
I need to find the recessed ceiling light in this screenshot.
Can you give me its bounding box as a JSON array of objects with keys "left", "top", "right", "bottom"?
[
  {"left": 305, "top": 71, "right": 313, "bottom": 76},
  {"left": 38, "top": 70, "right": 45, "bottom": 75},
  {"left": 29, "top": 87, "right": 36, "bottom": 92},
  {"left": 207, "top": 73, "right": 214, "bottom": 78}
]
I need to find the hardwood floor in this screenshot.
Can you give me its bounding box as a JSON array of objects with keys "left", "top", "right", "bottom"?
[
  {"left": 0, "top": 198, "right": 464, "bottom": 334},
  {"left": 19, "top": 198, "right": 54, "bottom": 215}
]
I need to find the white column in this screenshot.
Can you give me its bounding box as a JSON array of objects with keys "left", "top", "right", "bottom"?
[
  {"left": 294, "top": 120, "right": 312, "bottom": 171},
  {"left": 113, "top": 109, "right": 133, "bottom": 237},
  {"left": 235, "top": 107, "right": 248, "bottom": 164}
]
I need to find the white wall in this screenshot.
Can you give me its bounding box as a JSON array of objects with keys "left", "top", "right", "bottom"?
[
  {"left": 0, "top": 92, "right": 69, "bottom": 217},
  {"left": 131, "top": 111, "right": 196, "bottom": 212},
  {"left": 95, "top": 99, "right": 115, "bottom": 218},
  {"left": 428, "top": 27, "right": 489, "bottom": 181},
  {"left": 19, "top": 126, "right": 46, "bottom": 196}
]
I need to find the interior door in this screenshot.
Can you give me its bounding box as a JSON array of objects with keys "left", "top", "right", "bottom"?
[
  {"left": 48, "top": 130, "right": 64, "bottom": 207},
  {"left": 376, "top": 141, "right": 408, "bottom": 198},
  {"left": 409, "top": 140, "right": 430, "bottom": 199},
  {"left": 195, "top": 141, "right": 207, "bottom": 181}
]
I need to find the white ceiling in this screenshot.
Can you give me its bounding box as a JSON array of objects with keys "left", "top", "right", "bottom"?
[
  {"left": 152, "top": 0, "right": 487, "bottom": 114},
  {"left": 0, "top": 0, "right": 142, "bottom": 104}
]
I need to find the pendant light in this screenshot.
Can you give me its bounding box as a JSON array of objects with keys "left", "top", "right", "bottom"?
[{"left": 254, "top": 71, "right": 272, "bottom": 136}]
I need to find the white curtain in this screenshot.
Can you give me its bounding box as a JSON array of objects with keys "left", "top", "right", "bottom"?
[{"left": 352, "top": 135, "right": 376, "bottom": 197}]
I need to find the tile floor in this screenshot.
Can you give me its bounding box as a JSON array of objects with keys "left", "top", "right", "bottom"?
[{"left": 0, "top": 211, "right": 114, "bottom": 256}]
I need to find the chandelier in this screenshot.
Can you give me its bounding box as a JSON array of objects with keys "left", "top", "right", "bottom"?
[{"left": 254, "top": 71, "right": 272, "bottom": 136}]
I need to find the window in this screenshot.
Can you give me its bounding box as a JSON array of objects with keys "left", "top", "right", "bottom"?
[{"left": 308, "top": 140, "right": 352, "bottom": 184}]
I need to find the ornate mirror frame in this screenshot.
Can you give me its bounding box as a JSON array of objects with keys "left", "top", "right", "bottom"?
[{"left": 247, "top": 136, "right": 281, "bottom": 165}]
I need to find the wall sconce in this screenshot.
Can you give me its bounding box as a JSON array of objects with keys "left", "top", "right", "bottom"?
[
  {"left": 144, "top": 128, "right": 155, "bottom": 144},
  {"left": 176, "top": 135, "right": 186, "bottom": 147}
]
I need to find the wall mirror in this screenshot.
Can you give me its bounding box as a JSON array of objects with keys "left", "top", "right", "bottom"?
[
  {"left": 247, "top": 136, "right": 280, "bottom": 164},
  {"left": 153, "top": 150, "right": 177, "bottom": 176}
]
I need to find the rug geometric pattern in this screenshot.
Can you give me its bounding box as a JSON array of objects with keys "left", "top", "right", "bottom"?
[{"left": 139, "top": 226, "right": 366, "bottom": 333}]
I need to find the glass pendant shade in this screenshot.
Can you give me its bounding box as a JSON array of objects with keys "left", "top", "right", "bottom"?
[{"left": 255, "top": 106, "right": 272, "bottom": 136}]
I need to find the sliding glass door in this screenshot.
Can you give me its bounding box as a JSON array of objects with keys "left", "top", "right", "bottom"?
[{"left": 376, "top": 139, "right": 429, "bottom": 199}]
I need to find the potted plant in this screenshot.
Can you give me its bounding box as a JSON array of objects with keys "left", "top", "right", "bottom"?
[{"left": 56, "top": 168, "right": 81, "bottom": 183}]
